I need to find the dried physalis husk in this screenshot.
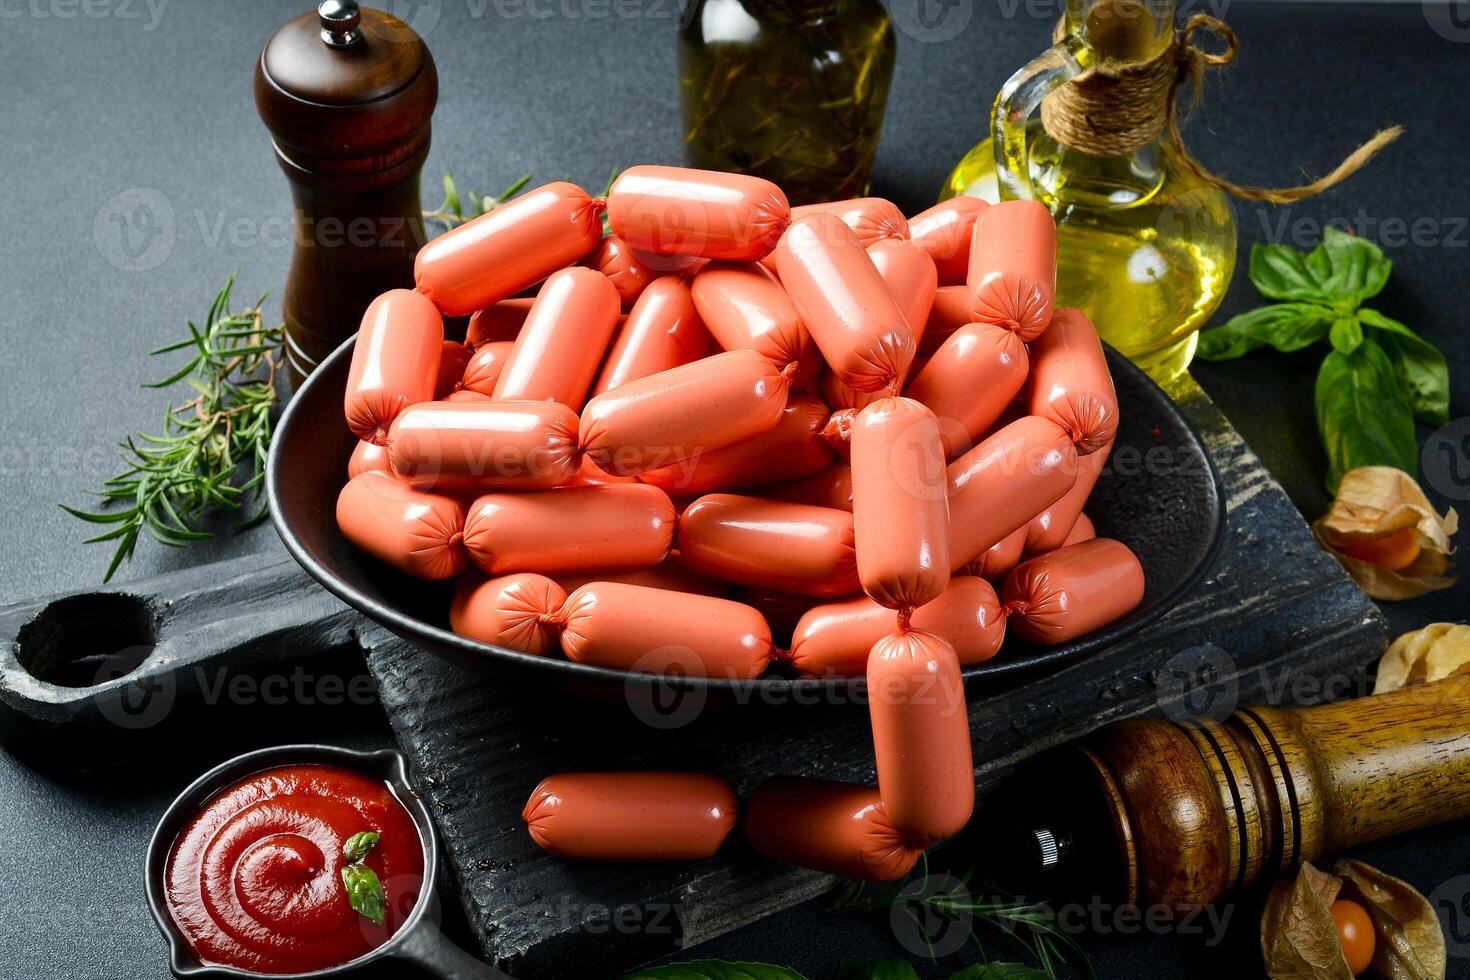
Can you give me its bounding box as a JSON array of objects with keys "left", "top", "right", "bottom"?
[
  {"left": 1312, "top": 466, "right": 1458, "bottom": 601},
  {"left": 1333, "top": 859, "right": 1446, "bottom": 980},
  {"left": 1262, "top": 861, "right": 1353, "bottom": 980},
  {"left": 1373, "top": 624, "right": 1470, "bottom": 694}
]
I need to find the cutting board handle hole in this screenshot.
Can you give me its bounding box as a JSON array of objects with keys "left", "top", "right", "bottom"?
[{"left": 16, "top": 594, "right": 158, "bottom": 688}]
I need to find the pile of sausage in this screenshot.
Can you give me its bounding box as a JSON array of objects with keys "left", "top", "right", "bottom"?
[{"left": 336, "top": 165, "right": 1145, "bottom": 880}]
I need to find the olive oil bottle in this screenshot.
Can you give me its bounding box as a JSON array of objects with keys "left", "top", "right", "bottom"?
[
  {"left": 942, "top": 0, "right": 1236, "bottom": 382},
  {"left": 678, "top": 0, "right": 896, "bottom": 205}
]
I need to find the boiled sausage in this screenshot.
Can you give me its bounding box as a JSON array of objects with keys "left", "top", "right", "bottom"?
[
  {"left": 591, "top": 277, "right": 713, "bottom": 396},
  {"left": 450, "top": 572, "right": 567, "bottom": 654},
  {"left": 1027, "top": 439, "right": 1110, "bottom": 552},
  {"left": 335, "top": 471, "right": 464, "bottom": 580},
  {"left": 904, "top": 321, "right": 1029, "bottom": 459},
  {"left": 690, "top": 261, "right": 817, "bottom": 381},
  {"left": 386, "top": 400, "right": 580, "bottom": 492},
  {"left": 744, "top": 776, "right": 923, "bottom": 882},
  {"left": 459, "top": 340, "right": 517, "bottom": 397},
  {"left": 966, "top": 200, "right": 1056, "bottom": 341},
  {"left": 908, "top": 197, "right": 987, "bottom": 285},
  {"left": 493, "top": 267, "right": 620, "bottom": 410},
  {"left": 584, "top": 234, "right": 659, "bottom": 310},
  {"left": 523, "top": 772, "right": 737, "bottom": 860},
  {"left": 1002, "top": 538, "right": 1144, "bottom": 644},
  {"left": 947, "top": 416, "right": 1078, "bottom": 568},
  {"left": 462, "top": 484, "right": 675, "bottom": 575},
  {"left": 343, "top": 289, "right": 443, "bottom": 445},
  {"left": 677, "top": 494, "right": 859, "bottom": 597},
  {"left": 1026, "top": 308, "right": 1118, "bottom": 455},
  {"left": 465, "top": 298, "right": 533, "bottom": 350},
  {"left": 606, "top": 165, "right": 789, "bottom": 262}
]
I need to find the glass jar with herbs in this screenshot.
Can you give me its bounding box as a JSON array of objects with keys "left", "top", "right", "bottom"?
[{"left": 678, "top": 0, "right": 895, "bottom": 205}]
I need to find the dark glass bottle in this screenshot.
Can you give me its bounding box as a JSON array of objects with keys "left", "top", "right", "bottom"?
[{"left": 678, "top": 0, "right": 896, "bottom": 205}]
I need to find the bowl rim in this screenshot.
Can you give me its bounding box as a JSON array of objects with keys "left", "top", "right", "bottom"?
[
  {"left": 143, "top": 743, "right": 440, "bottom": 979},
  {"left": 268, "top": 335, "right": 1227, "bottom": 698}
]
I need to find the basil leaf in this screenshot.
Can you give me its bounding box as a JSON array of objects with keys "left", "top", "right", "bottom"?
[
  {"left": 1359, "top": 308, "right": 1452, "bottom": 427},
  {"left": 1196, "top": 303, "right": 1334, "bottom": 360},
  {"left": 1249, "top": 243, "right": 1333, "bottom": 304},
  {"left": 1315, "top": 338, "right": 1418, "bottom": 493},
  {"left": 1328, "top": 316, "right": 1363, "bottom": 354},
  {"left": 1317, "top": 226, "right": 1391, "bottom": 305},
  {"left": 624, "top": 962, "right": 807, "bottom": 980},
  {"left": 341, "top": 863, "right": 386, "bottom": 925},
  {"left": 947, "top": 965, "right": 1052, "bottom": 980},
  {"left": 836, "top": 959, "right": 921, "bottom": 980},
  {"left": 342, "top": 831, "right": 380, "bottom": 864}
]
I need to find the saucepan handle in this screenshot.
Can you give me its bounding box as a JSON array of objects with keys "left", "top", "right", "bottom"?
[{"left": 389, "top": 916, "right": 514, "bottom": 980}]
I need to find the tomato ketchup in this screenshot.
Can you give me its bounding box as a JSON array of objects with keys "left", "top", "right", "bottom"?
[{"left": 164, "top": 765, "right": 423, "bottom": 974}]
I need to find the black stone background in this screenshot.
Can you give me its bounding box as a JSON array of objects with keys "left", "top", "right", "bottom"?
[{"left": 0, "top": 1, "right": 1467, "bottom": 977}]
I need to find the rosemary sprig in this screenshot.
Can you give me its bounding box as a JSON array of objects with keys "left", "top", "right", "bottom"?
[
  {"left": 827, "top": 862, "right": 1095, "bottom": 980},
  {"left": 423, "top": 170, "right": 533, "bottom": 231},
  {"left": 60, "top": 272, "right": 284, "bottom": 582}
]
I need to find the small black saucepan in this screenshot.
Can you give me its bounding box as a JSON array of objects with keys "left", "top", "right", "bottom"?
[
  {"left": 145, "top": 743, "right": 510, "bottom": 979},
  {"left": 266, "top": 335, "right": 1225, "bottom": 706}
]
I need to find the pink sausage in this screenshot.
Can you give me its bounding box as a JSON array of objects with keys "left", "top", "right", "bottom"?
[
  {"left": 583, "top": 234, "right": 659, "bottom": 309},
  {"left": 606, "top": 165, "right": 790, "bottom": 262},
  {"left": 690, "top": 261, "right": 817, "bottom": 381},
  {"left": 867, "top": 629, "right": 974, "bottom": 842},
  {"left": 335, "top": 471, "right": 464, "bottom": 580},
  {"left": 414, "top": 181, "right": 604, "bottom": 317},
  {"left": 591, "top": 277, "right": 714, "bottom": 397},
  {"left": 904, "top": 321, "right": 1029, "bottom": 459},
  {"left": 1064, "top": 512, "right": 1097, "bottom": 547},
  {"left": 966, "top": 200, "right": 1056, "bottom": 341},
  {"left": 579, "top": 349, "right": 791, "bottom": 476},
  {"left": 818, "top": 407, "right": 856, "bottom": 459},
  {"left": 785, "top": 576, "right": 1005, "bottom": 677},
  {"left": 343, "top": 289, "right": 444, "bottom": 445},
  {"left": 637, "top": 394, "right": 833, "bottom": 497},
  {"left": 463, "top": 484, "right": 675, "bottom": 575},
  {"left": 822, "top": 240, "right": 941, "bottom": 413},
  {"left": 348, "top": 440, "right": 391, "bottom": 480},
  {"left": 465, "top": 298, "right": 533, "bottom": 350},
  {"left": 1026, "top": 308, "right": 1118, "bottom": 455},
  {"left": 554, "top": 552, "right": 729, "bottom": 598},
  {"left": 964, "top": 525, "right": 1028, "bottom": 582},
  {"left": 1026, "top": 439, "right": 1110, "bottom": 553},
  {"left": 450, "top": 572, "right": 567, "bottom": 654},
  {"left": 763, "top": 462, "right": 854, "bottom": 512},
  {"left": 851, "top": 398, "right": 950, "bottom": 609},
  {"left": 1002, "top": 538, "right": 1145, "bottom": 644},
  {"left": 677, "top": 494, "right": 859, "bottom": 597},
  {"left": 459, "top": 340, "right": 517, "bottom": 397},
  {"left": 744, "top": 776, "right": 923, "bottom": 882},
  {"left": 386, "top": 400, "right": 580, "bottom": 492},
  {"left": 920, "top": 285, "right": 978, "bottom": 356},
  {"left": 559, "top": 582, "right": 773, "bottom": 679},
  {"left": 774, "top": 213, "right": 916, "bottom": 393},
  {"left": 523, "top": 772, "right": 737, "bottom": 861},
  {"left": 434, "top": 341, "right": 474, "bottom": 400},
  {"left": 947, "top": 415, "right": 1078, "bottom": 568},
  {"left": 493, "top": 267, "right": 620, "bottom": 410},
  {"left": 908, "top": 197, "right": 988, "bottom": 285},
  {"left": 790, "top": 197, "right": 909, "bottom": 248}
]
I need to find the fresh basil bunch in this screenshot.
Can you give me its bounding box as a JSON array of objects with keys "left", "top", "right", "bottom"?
[{"left": 1198, "top": 227, "right": 1450, "bottom": 493}]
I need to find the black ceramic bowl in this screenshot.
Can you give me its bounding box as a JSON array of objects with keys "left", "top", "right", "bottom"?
[
  {"left": 267, "top": 336, "right": 1225, "bottom": 705},
  {"left": 144, "top": 744, "right": 506, "bottom": 980}
]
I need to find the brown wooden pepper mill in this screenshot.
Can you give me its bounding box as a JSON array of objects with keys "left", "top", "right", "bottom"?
[
  {"left": 253, "top": 0, "right": 437, "bottom": 386},
  {"left": 997, "top": 673, "right": 1470, "bottom": 908}
]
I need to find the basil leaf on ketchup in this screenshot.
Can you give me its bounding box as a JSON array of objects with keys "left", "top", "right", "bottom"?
[
  {"left": 341, "top": 863, "right": 386, "bottom": 926},
  {"left": 343, "top": 831, "right": 381, "bottom": 864}
]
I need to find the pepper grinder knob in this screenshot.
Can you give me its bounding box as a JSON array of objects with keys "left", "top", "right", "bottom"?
[{"left": 318, "top": 0, "right": 362, "bottom": 48}]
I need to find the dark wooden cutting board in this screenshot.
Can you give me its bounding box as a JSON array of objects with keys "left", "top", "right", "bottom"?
[{"left": 363, "top": 375, "right": 1388, "bottom": 979}]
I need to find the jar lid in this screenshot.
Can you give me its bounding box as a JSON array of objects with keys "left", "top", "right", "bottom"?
[{"left": 254, "top": 0, "right": 438, "bottom": 173}]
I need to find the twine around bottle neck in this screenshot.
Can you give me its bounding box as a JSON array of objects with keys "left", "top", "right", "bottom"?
[{"left": 1038, "top": 14, "right": 1402, "bottom": 205}]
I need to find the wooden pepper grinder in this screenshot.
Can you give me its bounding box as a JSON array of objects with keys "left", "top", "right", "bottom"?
[
  {"left": 254, "top": 0, "right": 438, "bottom": 385},
  {"left": 995, "top": 673, "right": 1470, "bottom": 908}
]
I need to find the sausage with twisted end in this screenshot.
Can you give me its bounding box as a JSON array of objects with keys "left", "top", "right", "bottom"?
[
  {"left": 677, "top": 494, "right": 859, "bottom": 597},
  {"left": 966, "top": 200, "right": 1056, "bottom": 341},
  {"left": 851, "top": 398, "right": 950, "bottom": 609},
  {"left": 947, "top": 416, "right": 1078, "bottom": 568},
  {"left": 433, "top": 341, "right": 474, "bottom": 399},
  {"left": 464, "top": 298, "right": 533, "bottom": 350},
  {"left": 414, "top": 181, "right": 604, "bottom": 316},
  {"left": 579, "top": 349, "right": 791, "bottom": 477},
  {"left": 523, "top": 772, "right": 737, "bottom": 861},
  {"left": 335, "top": 471, "right": 465, "bottom": 580},
  {"left": 1002, "top": 538, "right": 1144, "bottom": 645},
  {"left": 1026, "top": 308, "right": 1118, "bottom": 455},
  {"left": 463, "top": 483, "right": 675, "bottom": 575},
  {"left": 965, "top": 525, "right": 1028, "bottom": 582},
  {"left": 690, "top": 261, "right": 817, "bottom": 382},
  {"left": 1027, "top": 439, "right": 1111, "bottom": 553},
  {"left": 493, "top": 267, "right": 621, "bottom": 410},
  {"left": 785, "top": 576, "right": 1005, "bottom": 677},
  {"left": 386, "top": 400, "right": 580, "bottom": 492},
  {"left": 606, "top": 165, "right": 789, "bottom": 262},
  {"left": 908, "top": 197, "right": 988, "bottom": 285},
  {"left": 744, "top": 776, "right": 924, "bottom": 882},
  {"left": 584, "top": 234, "right": 660, "bottom": 310},
  {"left": 343, "top": 289, "right": 443, "bottom": 445},
  {"left": 868, "top": 629, "right": 974, "bottom": 842},
  {"left": 347, "top": 440, "right": 391, "bottom": 480},
  {"left": 775, "top": 213, "right": 916, "bottom": 393},
  {"left": 904, "top": 321, "right": 1029, "bottom": 459},
  {"left": 559, "top": 581, "right": 773, "bottom": 679},
  {"left": 450, "top": 572, "right": 567, "bottom": 654},
  {"left": 459, "top": 341, "right": 517, "bottom": 397}
]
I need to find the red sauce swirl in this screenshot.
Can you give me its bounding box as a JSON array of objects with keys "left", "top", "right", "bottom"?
[{"left": 164, "top": 764, "right": 423, "bottom": 974}]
